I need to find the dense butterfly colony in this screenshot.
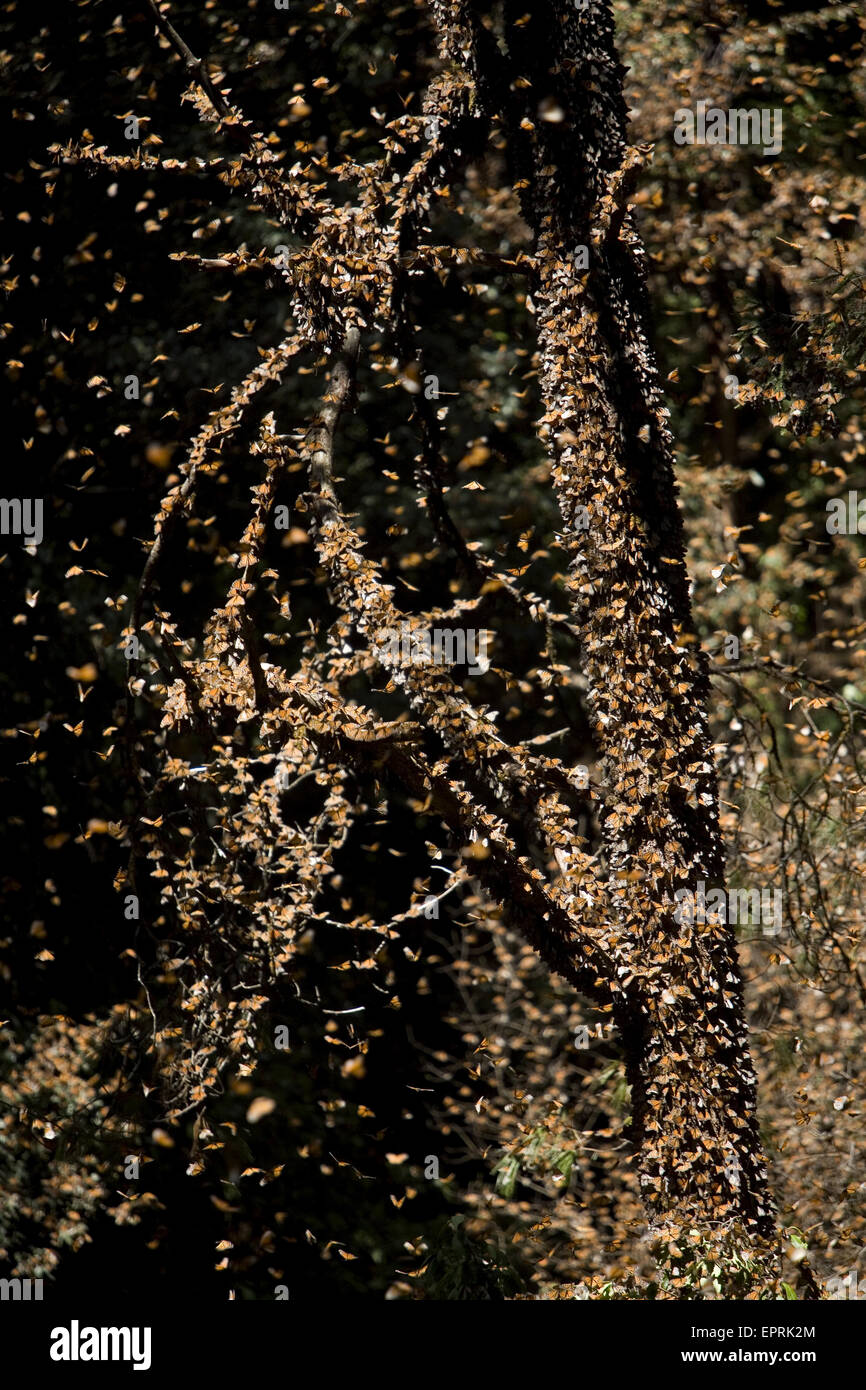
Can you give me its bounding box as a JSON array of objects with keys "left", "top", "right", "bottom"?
[{"left": 2, "top": 0, "right": 864, "bottom": 1299}]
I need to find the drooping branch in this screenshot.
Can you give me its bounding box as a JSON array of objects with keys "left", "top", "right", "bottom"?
[{"left": 301, "top": 334, "right": 616, "bottom": 976}]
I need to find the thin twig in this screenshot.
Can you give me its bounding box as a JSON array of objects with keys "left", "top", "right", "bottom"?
[{"left": 146, "top": 0, "right": 230, "bottom": 119}]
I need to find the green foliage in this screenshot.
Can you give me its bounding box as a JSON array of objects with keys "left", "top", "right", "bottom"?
[
  {"left": 417, "top": 1216, "right": 524, "bottom": 1301},
  {"left": 494, "top": 1123, "right": 578, "bottom": 1198}
]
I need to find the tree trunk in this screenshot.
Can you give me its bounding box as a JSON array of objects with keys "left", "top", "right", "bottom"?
[{"left": 431, "top": 0, "right": 779, "bottom": 1294}]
